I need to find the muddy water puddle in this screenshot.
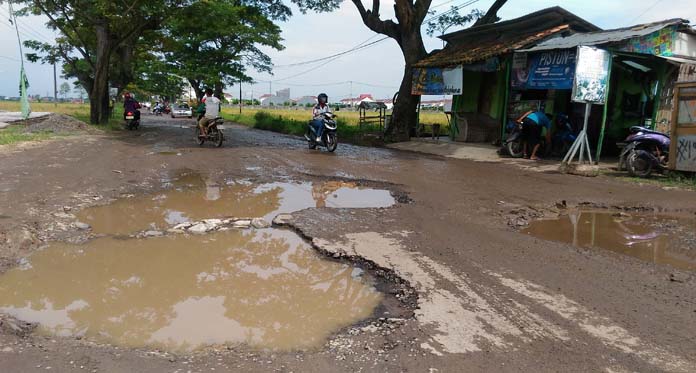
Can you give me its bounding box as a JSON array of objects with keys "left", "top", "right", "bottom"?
[
  {"left": 0, "top": 229, "right": 383, "bottom": 351},
  {"left": 77, "top": 171, "right": 394, "bottom": 235},
  {"left": 523, "top": 211, "right": 696, "bottom": 270}
]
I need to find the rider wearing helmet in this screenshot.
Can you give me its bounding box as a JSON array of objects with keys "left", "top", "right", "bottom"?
[
  {"left": 310, "top": 93, "right": 330, "bottom": 142},
  {"left": 123, "top": 92, "right": 141, "bottom": 121}
]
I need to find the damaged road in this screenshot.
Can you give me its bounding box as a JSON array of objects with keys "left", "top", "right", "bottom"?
[{"left": 1, "top": 115, "right": 695, "bottom": 372}]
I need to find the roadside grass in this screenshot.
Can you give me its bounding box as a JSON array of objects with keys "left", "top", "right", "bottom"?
[
  {"left": 222, "top": 107, "right": 450, "bottom": 145},
  {"left": 0, "top": 125, "right": 54, "bottom": 145},
  {"left": 616, "top": 171, "right": 696, "bottom": 190}
]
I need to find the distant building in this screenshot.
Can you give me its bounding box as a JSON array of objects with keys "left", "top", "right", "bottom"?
[
  {"left": 260, "top": 89, "right": 292, "bottom": 106},
  {"left": 294, "top": 96, "right": 317, "bottom": 106},
  {"left": 340, "top": 93, "right": 375, "bottom": 107}
]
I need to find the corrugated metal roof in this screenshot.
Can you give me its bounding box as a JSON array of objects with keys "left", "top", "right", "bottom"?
[
  {"left": 520, "top": 19, "right": 686, "bottom": 52},
  {"left": 415, "top": 24, "right": 570, "bottom": 68}
]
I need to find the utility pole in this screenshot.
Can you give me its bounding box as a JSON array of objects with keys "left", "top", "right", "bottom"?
[
  {"left": 239, "top": 82, "right": 242, "bottom": 114},
  {"left": 349, "top": 81, "right": 353, "bottom": 108},
  {"left": 269, "top": 81, "right": 272, "bottom": 95},
  {"left": 53, "top": 62, "right": 57, "bottom": 107}
]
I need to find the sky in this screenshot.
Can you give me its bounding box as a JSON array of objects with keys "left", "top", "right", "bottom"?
[{"left": 0, "top": 0, "right": 695, "bottom": 100}]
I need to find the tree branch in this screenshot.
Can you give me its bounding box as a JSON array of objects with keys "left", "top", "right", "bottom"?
[
  {"left": 39, "top": 0, "right": 94, "bottom": 68},
  {"left": 473, "top": 0, "right": 507, "bottom": 26},
  {"left": 351, "top": 0, "right": 399, "bottom": 39}
]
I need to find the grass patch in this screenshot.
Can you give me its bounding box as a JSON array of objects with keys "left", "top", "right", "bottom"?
[
  {"left": 0, "top": 125, "right": 54, "bottom": 146},
  {"left": 616, "top": 171, "right": 696, "bottom": 190}
]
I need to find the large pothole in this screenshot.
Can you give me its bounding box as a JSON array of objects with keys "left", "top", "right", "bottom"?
[
  {"left": 522, "top": 209, "right": 696, "bottom": 270},
  {"left": 0, "top": 170, "right": 408, "bottom": 353}
]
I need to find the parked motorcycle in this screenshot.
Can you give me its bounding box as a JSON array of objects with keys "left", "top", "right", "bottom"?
[
  {"left": 195, "top": 116, "right": 225, "bottom": 147},
  {"left": 551, "top": 114, "right": 577, "bottom": 157},
  {"left": 124, "top": 110, "right": 140, "bottom": 130},
  {"left": 502, "top": 120, "right": 550, "bottom": 158},
  {"left": 305, "top": 112, "right": 338, "bottom": 152},
  {"left": 618, "top": 126, "right": 670, "bottom": 178}
]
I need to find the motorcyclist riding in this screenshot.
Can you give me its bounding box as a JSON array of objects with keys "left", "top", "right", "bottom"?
[
  {"left": 310, "top": 93, "right": 330, "bottom": 142},
  {"left": 123, "top": 92, "right": 141, "bottom": 121},
  {"left": 198, "top": 88, "right": 221, "bottom": 137}
]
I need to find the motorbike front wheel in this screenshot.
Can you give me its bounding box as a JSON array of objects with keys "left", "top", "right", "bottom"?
[
  {"left": 627, "top": 150, "right": 653, "bottom": 178},
  {"left": 195, "top": 127, "right": 205, "bottom": 146},
  {"left": 213, "top": 128, "right": 224, "bottom": 148},
  {"left": 506, "top": 140, "right": 524, "bottom": 158},
  {"left": 325, "top": 133, "right": 337, "bottom": 152}
]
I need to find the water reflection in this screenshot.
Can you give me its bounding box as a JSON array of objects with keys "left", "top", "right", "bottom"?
[
  {"left": 0, "top": 229, "right": 383, "bottom": 351},
  {"left": 523, "top": 211, "right": 696, "bottom": 270},
  {"left": 76, "top": 171, "right": 395, "bottom": 235}
]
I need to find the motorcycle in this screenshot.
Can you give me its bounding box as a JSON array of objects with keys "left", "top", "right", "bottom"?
[
  {"left": 550, "top": 115, "right": 578, "bottom": 157},
  {"left": 153, "top": 105, "right": 164, "bottom": 116},
  {"left": 305, "top": 112, "right": 338, "bottom": 152},
  {"left": 195, "top": 116, "right": 225, "bottom": 148},
  {"left": 124, "top": 110, "right": 140, "bottom": 130},
  {"left": 502, "top": 120, "right": 550, "bottom": 158},
  {"left": 618, "top": 126, "right": 670, "bottom": 178}
]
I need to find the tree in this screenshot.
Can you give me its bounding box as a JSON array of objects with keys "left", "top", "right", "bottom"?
[
  {"left": 20, "top": 0, "right": 183, "bottom": 124},
  {"left": 59, "top": 82, "right": 71, "bottom": 99},
  {"left": 291, "top": 0, "right": 508, "bottom": 141},
  {"left": 425, "top": 7, "right": 483, "bottom": 43},
  {"left": 154, "top": 0, "right": 288, "bottom": 101}
]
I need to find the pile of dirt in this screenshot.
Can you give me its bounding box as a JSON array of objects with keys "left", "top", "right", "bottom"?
[{"left": 22, "top": 113, "right": 91, "bottom": 133}]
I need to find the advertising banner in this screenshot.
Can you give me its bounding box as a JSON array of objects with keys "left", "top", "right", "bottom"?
[
  {"left": 572, "top": 46, "right": 612, "bottom": 103},
  {"left": 511, "top": 49, "right": 576, "bottom": 90},
  {"left": 411, "top": 66, "right": 463, "bottom": 95}
]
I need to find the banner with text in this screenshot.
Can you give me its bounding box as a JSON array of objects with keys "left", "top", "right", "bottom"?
[
  {"left": 411, "top": 66, "right": 463, "bottom": 95},
  {"left": 511, "top": 49, "right": 577, "bottom": 90}
]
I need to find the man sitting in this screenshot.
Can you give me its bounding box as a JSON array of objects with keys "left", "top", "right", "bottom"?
[{"left": 198, "top": 88, "right": 221, "bottom": 137}]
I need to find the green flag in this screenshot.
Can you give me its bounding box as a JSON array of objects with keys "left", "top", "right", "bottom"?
[{"left": 19, "top": 66, "right": 31, "bottom": 119}]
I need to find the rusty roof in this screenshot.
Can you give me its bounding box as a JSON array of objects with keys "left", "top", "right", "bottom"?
[{"left": 415, "top": 24, "right": 571, "bottom": 68}]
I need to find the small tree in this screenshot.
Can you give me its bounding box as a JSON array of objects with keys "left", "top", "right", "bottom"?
[{"left": 59, "top": 82, "right": 71, "bottom": 99}]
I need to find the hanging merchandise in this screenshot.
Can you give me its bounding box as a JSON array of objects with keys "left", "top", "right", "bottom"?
[{"left": 9, "top": 2, "right": 31, "bottom": 119}]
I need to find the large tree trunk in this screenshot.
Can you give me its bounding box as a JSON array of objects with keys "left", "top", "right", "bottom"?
[
  {"left": 189, "top": 79, "right": 204, "bottom": 101},
  {"left": 386, "top": 30, "right": 428, "bottom": 142},
  {"left": 90, "top": 20, "right": 112, "bottom": 125}
]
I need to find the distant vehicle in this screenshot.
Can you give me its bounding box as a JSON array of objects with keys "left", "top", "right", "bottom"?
[{"left": 171, "top": 103, "right": 192, "bottom": 118}]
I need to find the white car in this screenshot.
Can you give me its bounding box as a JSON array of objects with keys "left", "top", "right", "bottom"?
[{"left": 171, "top": 104, "right": 193, "bottom": 118}]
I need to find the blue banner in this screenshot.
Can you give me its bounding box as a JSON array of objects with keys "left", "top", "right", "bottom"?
[{"left": 512, "top": 49, "right": 577, "bottom": 90}]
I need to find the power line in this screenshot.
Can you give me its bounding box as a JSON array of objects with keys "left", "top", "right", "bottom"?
[
  {"left": 0, "top": 8, "right": 55, "bottom": 44},
  {"left": 272, "top": 34, "right": 383, "bottom": 69},
  {"left": 629, "top": 0, "right": 665, "bottom": 24}
]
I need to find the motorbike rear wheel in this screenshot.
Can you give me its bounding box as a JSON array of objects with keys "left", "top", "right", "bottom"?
[
  {"left": 326, "top": 133, "right": 337, "bottom": 152},
  {"left": 506, "top": 140, "right": 524, "bottom": 158},
  {"left": 627, "top": 150, "right": 653, "bottom": 178}
]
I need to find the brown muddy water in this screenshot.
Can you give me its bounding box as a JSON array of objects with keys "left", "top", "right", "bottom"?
[
  {"left": 0, "top": 229, "right": 383, "bottom": 352},
  {"left": 76, "top": 171, "right": 395, "bottom": 235},
  {"left": 523, "top": 211, "right": 696, "bottom": 271}
]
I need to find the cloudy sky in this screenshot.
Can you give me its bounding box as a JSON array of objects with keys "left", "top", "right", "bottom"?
[{"left": 1, "top": 0, "right": 695, "bottom": 100}]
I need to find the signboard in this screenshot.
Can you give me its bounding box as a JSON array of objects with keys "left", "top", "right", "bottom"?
[
  {"left": 617, "top": 25, "right": 677, "bottom": 57},
  {"left": 411, "top": 66, "right": 463, "bottom": 95},
  {"left": 572, "top": 46, "right": 611, "bottom": 104},
  {"left": 511, "top": 49, "right": 576, "bottom": 90}
]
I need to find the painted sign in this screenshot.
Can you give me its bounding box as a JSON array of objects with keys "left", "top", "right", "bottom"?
[
  {"left": 511, "top": 49, "right": 577, "bottom": 90},
  {"left": 572, "top": 46, "right": 611, "bottom": 104},
  {"left": 411, "top": 66, "right": 463, "bottom": 95},
  {"left": 676, "top": 135, "right": 696, "bottom": 172},
  {"left": 617, "top": 25, "right": 676, "bottom": 57}
]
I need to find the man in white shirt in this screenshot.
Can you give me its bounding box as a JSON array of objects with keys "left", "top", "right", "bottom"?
[{"left": 198, "top": 88, "right": 221, "bottom": 137}]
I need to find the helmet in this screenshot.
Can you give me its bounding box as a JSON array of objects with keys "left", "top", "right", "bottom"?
[
  {"left": 317, "top": 93, "right": 328, "bottom": 104},
  {"left": 124, "top": 92, "right": 131, "bottom": 99}
]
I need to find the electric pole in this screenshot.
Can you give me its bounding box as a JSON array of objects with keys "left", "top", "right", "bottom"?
[
  {"left": 53, "top": 62, "right": 57, "bottom": 107},
  {"left": 239, "top": 82, "right": 242, "bottom": 114}
]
